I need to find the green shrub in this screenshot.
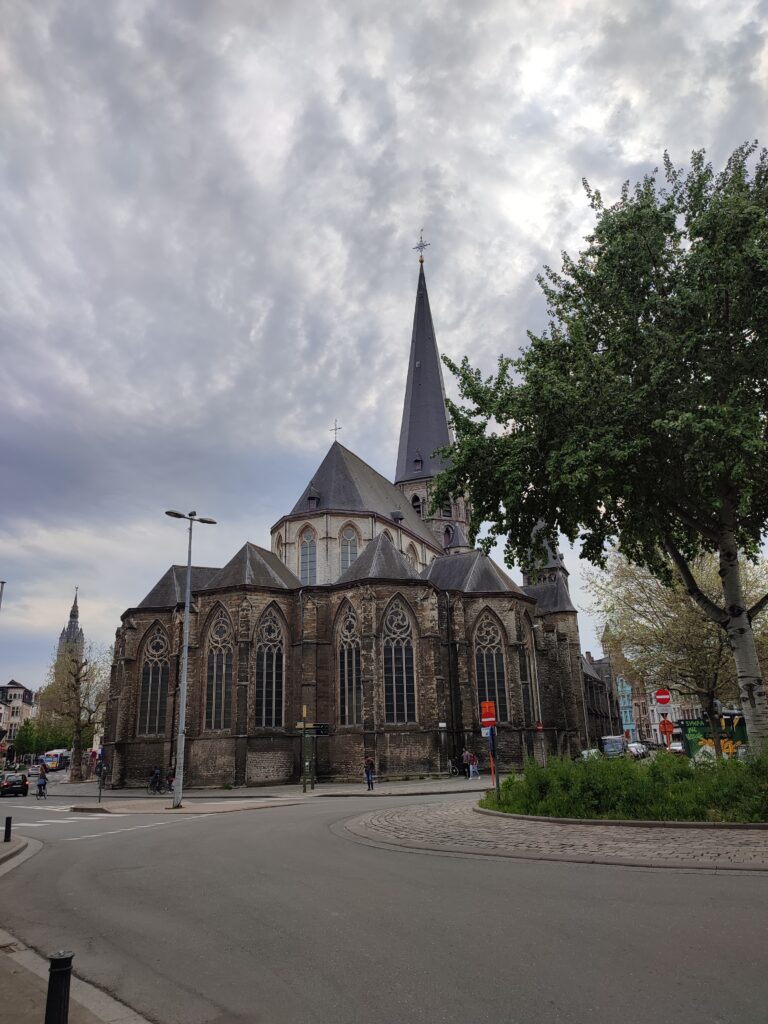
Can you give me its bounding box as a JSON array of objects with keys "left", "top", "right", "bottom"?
[{"left": 480, "top": 752, "right": 768, "bottom": 823}]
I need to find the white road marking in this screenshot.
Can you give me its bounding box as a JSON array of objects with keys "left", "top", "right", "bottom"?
[
  {"left": 62, "top": 815, "right": 207, "bottom": 841},
  {"left": 19, "top": 816, "right": 124, "bottom": 827}
]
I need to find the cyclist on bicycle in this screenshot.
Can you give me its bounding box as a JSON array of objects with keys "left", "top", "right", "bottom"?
[
  {"left": 149, "top": 766, "right": 161, "bottom": 793},
  {"left": 37, "top": 774, "right": 47, "bottom": 798}
]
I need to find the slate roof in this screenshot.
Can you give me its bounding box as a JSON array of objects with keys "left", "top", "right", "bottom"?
[
  {"left": 287, "top": 442, "right": 439, "bottom": 549},
  {"left": 336, "top": 532, "right": 422, "bottom": 585},
  {"left": 581, "top": 655, "right": 602, "bottom": 682},
  {"left": 444, "top": 521, "right": 469, "bottom": 549},
  {"left": 205, "top": 543, "right": 301, "bottom": 590},
  {"left": 137, "top": 565, "right": 221, "bottom": 608},
  {"left": 395, "top": 263, "right": 454, "bottom": 484},
  {"left": 422, "top": 551, "right": 526, "bottom": 595},
  {"left": 522, "top": 575, "right": 577, "bottom": 615}
]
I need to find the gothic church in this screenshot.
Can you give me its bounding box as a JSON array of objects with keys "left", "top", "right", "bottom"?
[{"left": 103, "top": 257, "right": 587, "bottom": 786}]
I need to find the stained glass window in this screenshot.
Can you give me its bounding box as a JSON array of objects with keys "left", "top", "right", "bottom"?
[
  {"left": 338, "top": 606, "right": 362, "bottom": 725},
  {"left": 255, "top": 610, "right": 284, "bottom": 727},
  {"left": 300, "top": 528, "right": 316, "bottom": 584},
  {"left": 474, "top": 614, "right": 509, "bottom": 723},
  {"left": 206, "top": 609, "right": 233, "bottom": 730},
  {"left": 340, "top": 526, "right": 358, "bottom": 572},
  {"left": 383, "top": 600, "right": 416, "bottom": 723},
  {"left": 138, "top": 625, "right": 169, "bottom": 735}
]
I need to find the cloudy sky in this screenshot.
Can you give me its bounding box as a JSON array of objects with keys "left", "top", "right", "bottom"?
[{"left": 1, "top": 0, "right": 766, "bottom": 687}]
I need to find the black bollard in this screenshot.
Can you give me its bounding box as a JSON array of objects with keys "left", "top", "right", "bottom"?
[
  {"left": 3, "top": 816, "right": 10, "bottom": 842},
  {"left": 45, "top": 950, "right": 74, "bottom": 1024}
]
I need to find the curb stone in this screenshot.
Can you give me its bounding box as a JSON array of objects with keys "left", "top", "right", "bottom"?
[
  {"left": 0, "top": 839, "right": 27, "bottom": 866},
  {"left": 473, "top": 806, "right": 768, "bottom": 829}
]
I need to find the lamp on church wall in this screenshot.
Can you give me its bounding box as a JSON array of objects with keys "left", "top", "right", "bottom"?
[{"left": 165, "top": 509, "right": 217, "bottom": 808}]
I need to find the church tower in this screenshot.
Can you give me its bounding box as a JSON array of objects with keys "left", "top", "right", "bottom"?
[
  {"left": 395, "top": 243, "right": 471, "bottom": 552},
  {"left": 57, "top": 588, "right": 85, "bottom": 661}
]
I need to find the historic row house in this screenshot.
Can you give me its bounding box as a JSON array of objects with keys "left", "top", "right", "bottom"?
[{"left": 104, "top": 258, "right": 588, "bottom": 787}]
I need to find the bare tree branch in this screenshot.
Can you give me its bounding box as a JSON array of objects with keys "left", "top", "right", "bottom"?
[
  {"left": 662, "top": 535, "right": 728, "bottom": 625},
  {"left": 748, "top": 591, "right": 768, "bottom": 623}
]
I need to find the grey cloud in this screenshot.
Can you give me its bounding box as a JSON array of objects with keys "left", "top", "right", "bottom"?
[{"left": 1, "top": 0, "right": 765, "bottom": 685}]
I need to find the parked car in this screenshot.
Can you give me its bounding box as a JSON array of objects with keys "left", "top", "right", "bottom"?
[
  {"left": 579, "top": 748, "right": 602, "bottom": 761},
  {"left": 669, "top": 741, "right": 686, "bottom": 755},
  {"left": 627, "top": 742, "right": 649, "bottom": 759},
  {"left": 0, "top": 773, "right": 29, "bottom": 797}
]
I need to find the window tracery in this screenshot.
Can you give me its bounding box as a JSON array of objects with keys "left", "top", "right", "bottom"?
[
  {"left": 474, "top": 613, "right": 509, "bottom": 722},
  {"left": 255, "top": 610, "right": 284, "bottom": 727},
  {"left": 138, "top": 624, "right": 169, "bottom": 735},
  {"left": 383, "top": 600, "right": 416, "bottom": 723},
  {"left": 206, "top": 609, "right": 233, "bottom": 730},
  {"left": 338, "top": 606, "right": 362, "bottom": 725}
]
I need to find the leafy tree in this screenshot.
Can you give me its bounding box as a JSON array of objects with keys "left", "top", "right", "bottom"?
[
  {"left": 587, "top": 553, "right": 768, "bottom": 755},
  {"left": 434, "top": 143, "right": 768, "bottom": 747},
  {"left": 39, "top": 644, "right": 109, "bottom": 781},
  {"left": 13, "top": 720, "right": 37, "bottom": 758}
]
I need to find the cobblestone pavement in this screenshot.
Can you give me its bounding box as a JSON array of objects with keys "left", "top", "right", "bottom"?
[{"left": 343, "top": 800, "right": 768, "bottom": 871}]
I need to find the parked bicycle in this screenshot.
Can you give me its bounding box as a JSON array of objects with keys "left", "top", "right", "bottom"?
[
  {"left": 146, "top": 778, "right": 170, "bottom": 795},
  {"left": 447, "top": 758, "right": 461, "bottom": 778}
]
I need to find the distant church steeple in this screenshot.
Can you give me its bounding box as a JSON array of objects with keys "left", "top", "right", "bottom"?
[
  {"left": 395, "top": 237, "right": 471, "bottom": 552},
  {"left": 58, "top": 588, "right": 85, "bottom": 659}
]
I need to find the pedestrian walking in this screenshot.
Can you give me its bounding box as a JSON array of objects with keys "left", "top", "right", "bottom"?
[
  {"left": 461, "top": 747, "right": 471, "bottom": 779},
  {"left": 364, "top": 756, "right": 375, "bottom": 791},
  {"left": 469, "top": 752, "right": 479, "bottom": 778}
]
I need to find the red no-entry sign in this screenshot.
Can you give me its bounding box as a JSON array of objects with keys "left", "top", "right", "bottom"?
[
  {"left": 655, "top": 689, "right": 672, "bottom": 705},
  {"left": 480, "top": 700, "right": 497, "bottom": 726}
]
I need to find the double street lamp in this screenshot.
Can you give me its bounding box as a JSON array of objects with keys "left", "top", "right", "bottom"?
[{"left": 165, "top": 510, "right": 217, "bottom": 808}]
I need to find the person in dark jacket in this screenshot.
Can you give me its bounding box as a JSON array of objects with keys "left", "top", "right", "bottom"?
[{"left": 364, "top": 756, "right": 375, "bottom": 791}]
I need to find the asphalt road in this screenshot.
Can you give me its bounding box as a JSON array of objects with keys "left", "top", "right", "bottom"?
[{"left": 1, "top": 792, "right": 767, "bottom": 1024}]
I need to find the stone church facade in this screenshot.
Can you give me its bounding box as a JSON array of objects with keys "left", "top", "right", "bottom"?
[{"left": 103, "top": 258, "right": 589, "bottom": 787}]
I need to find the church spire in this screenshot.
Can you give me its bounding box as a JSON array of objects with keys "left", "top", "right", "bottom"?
[{"left": 394, "top": 251, "right": 453, "bottom": 485}]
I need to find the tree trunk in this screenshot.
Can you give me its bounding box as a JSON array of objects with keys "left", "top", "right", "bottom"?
[
  {"left": 705, "top": 705, "right": 723, "bottom": 760},
  {"left": 70, "top": 722, "right": 83, "bottom": 782},
  {"left": 719, "top": 527, "right": 768, "bottom": 752}
]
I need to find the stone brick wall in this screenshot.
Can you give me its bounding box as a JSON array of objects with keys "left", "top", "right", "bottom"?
[{"left": 106, "top": 570, "right": 587, "bottom": 786}]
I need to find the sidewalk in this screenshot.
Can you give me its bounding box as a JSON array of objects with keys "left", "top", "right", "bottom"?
[
  {"left": 0, "top": 928, "right": 149, "bottom": 1024},
  {"left": 53, "top": 774, "right": 492, "bottom": 807}
]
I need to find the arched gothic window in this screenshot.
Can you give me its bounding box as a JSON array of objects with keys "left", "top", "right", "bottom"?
[
  {"left": 138, "top": 625, "right": 169, "bottom": 735},
  {"left": 276, "top": 534, "right": 284, "bottom": 562},
  {"left": 411, "top": 494, "right": 424, "bottom": 519},
  {"left": 338, "top": 606, "right": 362, "bottom": 725},
  {"left": 443, "top": 526, "right": 453, "bottom": 549},
  {"left": 382, "top": 529, "right": 393, "bottom": 543},
  {"left": 340, "top": 526, "right": 358, "bottom": 573},
  {"left": 383, "top": 600, "right": 416, "bottom": 723},
  {"left": 406, "top": 544, "right": 418, "bottom": 568},
  {"left": 474, "top": 614, "right": 509, "bottom": 722},
  {"left": 255, "top": 610, "right": 284, "bottom": 727},
  {"left": 300, "top": 528, "right": 316, "bottom": 584},
  {"left": 206, "top": 609, "right": 233, "bottom": 730}
]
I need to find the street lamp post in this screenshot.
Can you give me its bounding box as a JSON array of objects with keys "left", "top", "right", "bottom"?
[{"left": 165, "top": 510, "right": 217, "bottom": 808}]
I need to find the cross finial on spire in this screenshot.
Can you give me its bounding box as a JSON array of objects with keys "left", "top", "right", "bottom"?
[
  {"left": 413, "top": 228, "right": 430, "bottom": 264},
  {"left": 330, "top": 418, "right": 342, "bottom": 441}
]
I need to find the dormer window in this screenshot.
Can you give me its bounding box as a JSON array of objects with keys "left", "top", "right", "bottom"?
[
  {"left": 413, "top": 450, "right": 423, "bottom": 472},
  {"left": 307, "top": 496, "right": 319, "bottom": 511}
]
